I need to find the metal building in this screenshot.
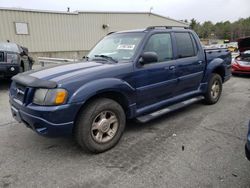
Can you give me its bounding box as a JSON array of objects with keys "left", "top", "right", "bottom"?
[{"left": 0, "top": 7, "right": 188, "bottom": 59}]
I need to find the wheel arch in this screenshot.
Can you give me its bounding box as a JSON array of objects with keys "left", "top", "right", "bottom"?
[
  {"left": 73, "top": 88, "right": 134, "bottom": 126},
  {"left": 203, "top": 58, "right": 226, "bottom": 83},
  {"left": 72, "top": 90, "right": 132, "bottom": 135},
  {"left": 68, "top": 78, "right": 136, "bottom": 118},
  {"left": 212, "top": 66, "right": 225, "bottom": 82},
  {"left": 82, "top": 91, "right": 131, "bottom": 116}
]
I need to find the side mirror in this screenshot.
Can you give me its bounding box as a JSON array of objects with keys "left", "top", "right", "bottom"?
[{"left": 140, "top": 52, "right": 158, "bottom": 65}]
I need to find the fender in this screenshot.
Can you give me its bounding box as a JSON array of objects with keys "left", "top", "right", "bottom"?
[
  {"left": 202, "top": 58, "right": 225, "bottom": 83},
  {"left": 68, "top": 78, "right": 136, "bottom": 105}
]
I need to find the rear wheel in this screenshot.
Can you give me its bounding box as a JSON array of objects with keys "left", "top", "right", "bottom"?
[
  {"left": 75, "top": 98, "right": 126, "bottom": 153},
  {"left": 204, "top": 73, "right": 222, "bottom": 105}
]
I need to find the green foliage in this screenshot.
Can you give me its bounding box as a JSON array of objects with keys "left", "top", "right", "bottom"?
[{"left": 189, "top": 17, "right": 250, "bottom": 41}]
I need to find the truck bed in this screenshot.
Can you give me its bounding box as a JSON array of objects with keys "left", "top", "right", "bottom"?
[{"left": 204, "top": 48, "right": 231, "bottom": 65}]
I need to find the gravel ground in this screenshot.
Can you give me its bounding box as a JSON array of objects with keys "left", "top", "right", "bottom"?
[{"left": 0, "top": 75, "right": 250, "bottom": 188}]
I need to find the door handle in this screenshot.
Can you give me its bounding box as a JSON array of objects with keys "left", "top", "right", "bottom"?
[
  {"left": 198, "top": 60, "right": 203, "bottom": 65},
  {"left": 169, "top": 65, "right": 175, "bottom": 70}
]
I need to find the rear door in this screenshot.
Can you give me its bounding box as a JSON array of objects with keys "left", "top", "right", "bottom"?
[
  {"left": 173, "top": 32, "right": 205, "bottom": 95},
  {"left": 135, "top": 32, "right": 178, "bottom": 108}
]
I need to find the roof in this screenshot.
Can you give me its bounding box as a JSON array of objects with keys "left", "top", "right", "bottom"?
[{"left": 0, "top": 7, "right": 189, "bottom": 26}]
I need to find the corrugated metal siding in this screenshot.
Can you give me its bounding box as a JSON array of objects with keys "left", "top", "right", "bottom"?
[{"left": 0, "top": 9, "right": 188, "bottom": 52}]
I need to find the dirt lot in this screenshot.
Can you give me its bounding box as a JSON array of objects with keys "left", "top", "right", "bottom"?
[{"left": 0, "top": 75, "right": 250, "bottom": 188}]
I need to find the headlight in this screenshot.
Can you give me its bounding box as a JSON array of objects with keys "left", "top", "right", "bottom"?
[
  {"left": 7, "top": 53, "right": 18, "bottom": 63},
  {"left": 33, "top": 88, "right": 68, "bottom": 106}
]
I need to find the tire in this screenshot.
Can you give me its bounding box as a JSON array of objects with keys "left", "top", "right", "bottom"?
[
  {"left": 204, "top": 73, "right": 222, "bottom": 105},
  {"left": 75, "top": 98, "right": 126, "bottom": 153}
]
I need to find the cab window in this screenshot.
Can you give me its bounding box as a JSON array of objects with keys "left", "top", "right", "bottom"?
[
  {"left": 143, "top": 33, "right": 173, "bottom": 63},
  {"left": 175, "top": 32, "right": 195, "bottom": 58}
]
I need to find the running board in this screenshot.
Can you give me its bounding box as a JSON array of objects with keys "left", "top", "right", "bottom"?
[{"left": 136, "top": 96, "right": 204, "bottom": 123}]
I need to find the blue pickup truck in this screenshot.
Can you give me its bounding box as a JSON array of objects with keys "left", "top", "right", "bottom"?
[{"left": 9, "top": 26, "right": 231, "bottom": 153}]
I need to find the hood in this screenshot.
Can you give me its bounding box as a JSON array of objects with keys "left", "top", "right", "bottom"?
[
  {"left": 29, "top": 61, "right": 107, "bottom": 81},
  {"left": 13, "top": 61, "right": 116, "bottom": 87},
  {"left": 13, "top": 60, "right": 133, "bottom": 89},
  {"left": 238, "top": 37, "right": 250, "bottom": 52}
]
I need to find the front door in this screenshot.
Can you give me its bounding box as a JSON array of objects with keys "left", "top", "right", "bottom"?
[{"left": 134, "top": 33, "right": 178, "bottom": 108}]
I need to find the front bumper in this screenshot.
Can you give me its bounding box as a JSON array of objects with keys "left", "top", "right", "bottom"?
[
  {"left": 10, "top": 97, "right": 83, "bottom": 137},
  {"left": 0, "top": 63, "right": 20, "bottom": 77}
]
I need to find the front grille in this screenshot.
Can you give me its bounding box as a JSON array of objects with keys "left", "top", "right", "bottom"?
[
  {"left": 14, "top": 83, "right": 27, "bottom": 104},
  {"left": 0, "top": 52, "right": 4, "bottom": 62}
]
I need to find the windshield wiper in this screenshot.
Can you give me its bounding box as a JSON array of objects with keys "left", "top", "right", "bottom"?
[{"left": 94, "top": 55, "right": 118, "bottom": 63}]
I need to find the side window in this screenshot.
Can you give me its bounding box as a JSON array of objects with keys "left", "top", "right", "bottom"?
[
  {"left": 190, "top": 34, "right": 199, "bottom": 55},
  {"left": 144, "top": 33, "right": 173, "bottom": 62},
  {"left": 175, "top": 32, "right": 195, "bottom": 58}
]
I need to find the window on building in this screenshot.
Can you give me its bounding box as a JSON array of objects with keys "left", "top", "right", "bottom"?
[
  {"left": 144, "top": 33, "right": 173, "bottom": 62},
  {"left": 175, "top": 32, "right": 195, "bottom": 58},
  {"left": 15, "top": 22, "right": 29, "bottom": 35}
]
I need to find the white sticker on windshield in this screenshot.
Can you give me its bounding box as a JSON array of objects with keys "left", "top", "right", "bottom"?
[{"left": 117, "top": 44, "right": 135, "bottom": 50}]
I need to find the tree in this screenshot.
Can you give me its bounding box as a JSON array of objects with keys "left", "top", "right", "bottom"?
[
  {"left": 190, "top": 18, "right": 197, "bottom": 30},
  {"left": 200, "top": 21, "right": 214, "bottom": 39},
  {"left": 189, "top": 18, "right": 202, "bottom": 37},
  {"left": 188, "top": 17, "right": 250, "bottom": 41}
]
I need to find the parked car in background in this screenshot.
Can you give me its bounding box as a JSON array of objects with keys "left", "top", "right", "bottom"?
[
  {"left": 9, "top": 26, "right": 231, "bottom": 153},
  {"left": 245, "top": 121, "right": 250, "bottom": 160},
  {"left": 0, "top": 42, "right": 33, "bottom": 78},
  {"left": 227, "top": 42, "right": 238, "bottom": 52},
  {"left": 232, "top": 37, "right": 250, "bottom": 75}
]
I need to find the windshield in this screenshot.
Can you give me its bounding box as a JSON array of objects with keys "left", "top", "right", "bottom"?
[
  {"left": 88, "top": 32, "right": 145, "bottom": 62},
  {"left": 0, "top": 42, "right": 20, "bottom": 53}
]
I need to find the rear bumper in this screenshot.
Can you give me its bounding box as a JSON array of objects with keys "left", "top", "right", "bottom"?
[
  {"left": 0, "top": 63, "right": 20, "bottom": 77},
  {"left": 9, "top": 97, "right": 84, "bottom": 137}
]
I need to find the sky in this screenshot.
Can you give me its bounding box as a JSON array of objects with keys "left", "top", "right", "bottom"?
[{"left": 0, "top": 0, "right": 249, "bottom": 23}]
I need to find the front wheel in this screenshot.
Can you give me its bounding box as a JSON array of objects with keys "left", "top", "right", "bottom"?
[
  {"left": 204, "top": 73, "right": 222, "bottom": 105},
  {"left": 75, "top": 98, "right": 126, "bottom": 153}
]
